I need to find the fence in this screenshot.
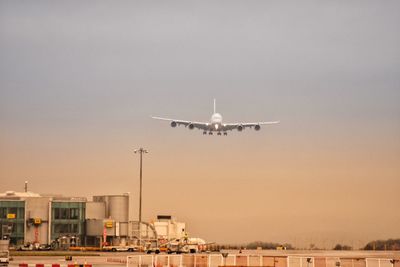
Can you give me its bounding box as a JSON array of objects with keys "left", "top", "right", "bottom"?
[
  {"left": 366, "top": 259, "right": 395, "bottom": 267},
  {"left": 126, "top": 255, "right": 399, "bottom": 267}
]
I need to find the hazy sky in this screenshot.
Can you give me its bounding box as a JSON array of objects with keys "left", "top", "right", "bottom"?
[{"left": 1, "top": 1, "right": 399, "bottom": 248}]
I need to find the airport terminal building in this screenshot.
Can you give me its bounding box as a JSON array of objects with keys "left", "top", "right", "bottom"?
[
  {"left": 0, "top": 190, "right": 185, "bottom": 248},
  {"left": 0, "top": 191, "right": 132, "bottom": 247}
]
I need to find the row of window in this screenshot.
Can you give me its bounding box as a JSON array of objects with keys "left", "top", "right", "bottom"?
[
  {"left": 0, "top": 207, "right": 25, "bottom": 219},
  {"left": 1, "top": 201, "right": 85, "bottom": 219},
  {"left": 0, "top": 222, "right": 82, "bottom": 235},
  {"left": 0, "top": 222, "right": 24, "bottom": 235},
  {"left": 53, "top": 223, "right": 80, "bottom": 234},
  {"left": 1, "top": 208, "right": 84, "bottom": 220},
  {"left": 53, "top": 208, "right": 82, "bottom": 220}
]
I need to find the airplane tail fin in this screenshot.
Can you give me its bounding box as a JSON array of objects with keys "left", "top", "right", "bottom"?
[{"left": 213, "top": 99, "right": 216, "bottom": 114}]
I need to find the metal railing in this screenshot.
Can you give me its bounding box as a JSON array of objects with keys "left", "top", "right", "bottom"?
[{"left": 126, "top": 255, "right": 398, "bottom": 267}]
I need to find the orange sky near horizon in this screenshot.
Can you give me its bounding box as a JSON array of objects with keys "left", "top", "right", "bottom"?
[
  {"left": 1, "top": 0, "right": 400, "bottom": 248},
  {"left": 1, "top": 116, "right": 399, "bottom": 247}
]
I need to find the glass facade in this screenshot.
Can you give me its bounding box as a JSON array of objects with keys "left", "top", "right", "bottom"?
[
  {"left": 0, "top": 200, "right": 25, "bottom": 245},
  {"left": 51, "top": 202, "right": 85, "bottom": 245}
]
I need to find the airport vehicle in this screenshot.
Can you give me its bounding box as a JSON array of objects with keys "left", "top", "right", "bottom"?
[
  {"left": 38, "top": 244, "right": 52, "bottom": 251},
  {"left": 102, "top": 245, "right": 139, "bottom": 252},
  {"left": 166, "top": 237, "right": 213, "bottom": 254},
  {"left": 145, "top": 240, "right": 161, "bottom": 254},
  {"left": 145, "top": 247, "right": 161, "bottom": 254},
  {"left": 0, "top": 250, "right": 8, "bottom": 267},
  {"left": 152, "top": 99, "right": 279, "bottom": 135},
  {"left": 0, "top": 240, "right": 9, "bottom": 266},
  {"left": 16, "top": 243, "right": 33, "bottom": 251}
]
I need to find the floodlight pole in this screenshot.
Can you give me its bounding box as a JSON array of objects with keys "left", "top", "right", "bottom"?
[{"left": 134, "top": 147, "right": 148, "bottom": 251}]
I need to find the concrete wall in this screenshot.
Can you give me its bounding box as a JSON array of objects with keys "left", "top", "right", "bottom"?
[
  {"left": 153, "top": 220, "right": 186, "bottom": 240},
  {"left": 24, "top": 197, "right": 51, "bottom": 244},
  {"left": 86, "top": 219, "right": 104, "bottom": 236},
  {"left": 86, "top": 219, "right": 116, "bottom": 237},
  {"left": 154, "top": 221, "right": 168, "bottom": 238},
  {"left": 86, "top": 202, "right": 105, "bottom": 219},
  {"left": 119, "top": 222, "right": 128, "bottom": 236}
]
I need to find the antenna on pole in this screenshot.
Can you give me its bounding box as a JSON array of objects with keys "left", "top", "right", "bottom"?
[{"left": 213, "top": 99, "right": 216, "bottom": 114}]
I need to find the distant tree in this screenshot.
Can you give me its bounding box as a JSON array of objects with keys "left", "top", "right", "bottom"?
[
  {"left": 333, "top": 244, "right": 342, "bottom": 250},
  {"left": 364, "top": 239, "right": 400, "bottom": 250},
  {"left": 333, "top": 244, "right": 352, "bottom": 250},
  {"left": 246, "top": 241, "right": 294, "bottom": 250}
]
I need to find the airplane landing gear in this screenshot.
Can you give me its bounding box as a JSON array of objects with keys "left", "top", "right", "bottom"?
[
  {"left": 203, "top": 131, "right": 207, "bottom": 135},
  {"left": 208, "top": 132, "right": 213, "bottom": 135},
  {"left": 223, "top": 132, "right": 228, "bottom": 136},
  {"left": 217, "top": 132, "right": 222, "bottom": 136}
]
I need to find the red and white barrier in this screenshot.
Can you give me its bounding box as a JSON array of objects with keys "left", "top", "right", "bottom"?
[{"left": 19, "top": 264, "right": 92, "bottom": 267}]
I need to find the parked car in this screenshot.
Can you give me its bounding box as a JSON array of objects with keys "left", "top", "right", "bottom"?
[
  {"left": 17, "top": 244, "right": 33, "bottom": 251},
  {"left": 38, "top": 244, "right": 52, "bottom": 251}
]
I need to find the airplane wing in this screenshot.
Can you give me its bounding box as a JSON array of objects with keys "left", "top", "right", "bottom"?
[
  {"left": 243, "top": 121, "right": 280, "bottom": 127},
  {"left": 223, "top": 121, "right": 280, "bottom": 131},
  {"left": 151, "top": 116, "right": 209, "bottom": 130}
]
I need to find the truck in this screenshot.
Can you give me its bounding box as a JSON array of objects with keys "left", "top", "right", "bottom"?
[
  {"left": 0, "top": 240, "right": 10, "bottom": 266},
  {"left": 144, "top": 240, "right": 162, "bottom": 254},
  {"left": 165, "top": 237, "right": 213, "bottom": 254}
]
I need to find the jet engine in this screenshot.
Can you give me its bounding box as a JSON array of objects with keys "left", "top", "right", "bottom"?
[
  {"left": 237, "top": 125, "right": 243, "bottom": 131},
  {"left": 255, "top": 124, "right": 261, "bottom": 131},
  {"left": 188, "top": 123, "right": 195, "bottom": 130},
  {"left": 171, "top": 121, "right": 177, "bottom": 127}
]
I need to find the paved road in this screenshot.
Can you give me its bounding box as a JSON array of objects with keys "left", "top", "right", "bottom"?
[{"left": 8, "top": 250, "right": 400, "bottom": 266}]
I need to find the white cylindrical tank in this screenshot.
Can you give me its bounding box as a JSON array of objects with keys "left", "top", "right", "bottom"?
[
  {"left": 108, "top": 195, "right": 129, "bottom": 222},
  {"left": 93, "top": 194, "right": 129, "bottom": 222}
]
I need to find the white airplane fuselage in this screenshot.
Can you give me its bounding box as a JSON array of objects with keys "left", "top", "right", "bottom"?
[{"left": 210, "top": 113, "right": 223, "bottom": 131}]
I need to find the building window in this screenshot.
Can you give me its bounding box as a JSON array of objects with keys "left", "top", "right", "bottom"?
[
  {"left": 61, "top": 208, "right": 69, "bottom": 219},
  {"left": 0, "top": 208, "right": 6, "bottom": 219},
  {"left": 8, "top": 208, "right": 17, "bottom": 218},
  {"left": 17, "top": 207, "right": 24, "bottom": 219},
  {"left": 0, "top": 207, "right": 24, "bottom": 219},
  {"left": 54, "top": 224, "right": 79, "bottom": 234},
  {"left": 53, "top": 208, "right": 81, "bottom": 220},
  {"left": 54, "top": 224, "right": 65, "bottom": 233},
  {"left": 70, "top": 208, "right": 79, "bottom": 219},
  {"left": 16, "top": 223, "right": 24, "bottom": 234},
  {"left": 71, "top": 224, "right": 78, "bottom": 233},
  {"left": 54, "top": 208, "right": 58, "bottom": 219},
  {"left": 0, "top": 201, "right": 25, "bottom": 246}
]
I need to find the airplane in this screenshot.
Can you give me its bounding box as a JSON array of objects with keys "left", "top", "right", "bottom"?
[{"left": 151, "top": 99, "right": 279, "bottom": 136}]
